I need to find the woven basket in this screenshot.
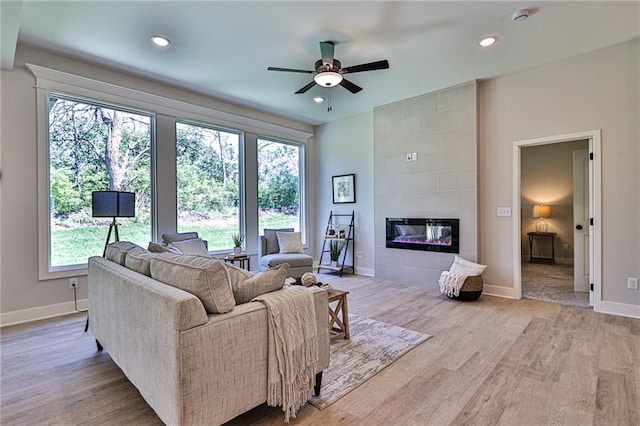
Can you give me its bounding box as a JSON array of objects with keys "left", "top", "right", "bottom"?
[{"left": 447, "top": 274, "right": 483, "bottom": 301}]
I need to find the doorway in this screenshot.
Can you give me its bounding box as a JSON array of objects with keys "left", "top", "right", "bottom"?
[{"left": 512, "top": 131, "right": 601, "bottom": 311}]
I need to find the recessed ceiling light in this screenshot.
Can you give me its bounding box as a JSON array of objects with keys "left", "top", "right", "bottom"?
[
  {"left": 478, "top": 36, "right": 497, "bottom": 47},
  {"left": 313, "top": 96, "right": 325, "bottom": 103},
  {"left": 150, "top": 35, "right": 171, "bottom": 47}
]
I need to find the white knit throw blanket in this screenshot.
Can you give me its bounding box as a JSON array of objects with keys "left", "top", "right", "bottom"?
[
  {"left": 438, "top": 270, "right": 468, "bottom": 297},
  {"left": 252, "top": 286, "right": 318, "bottom": 423}
]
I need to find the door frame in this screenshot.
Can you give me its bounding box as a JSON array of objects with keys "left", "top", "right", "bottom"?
[{"left": 512, "top": 130, "right": 601, "bottom": 312}]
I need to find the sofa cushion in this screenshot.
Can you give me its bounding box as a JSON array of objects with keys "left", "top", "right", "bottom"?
[
  {"left": 104, "top": 241, "right": 142, "bottom": 265},
  {"left": 263, "top": 228, "right": 294, "bottom": 255},
  {"left": 260, "top": 253, "right": 313, "bottom": 269},
  {"left": 124, "top": 247, "right": 155, "bottom": 276},
  {"left": 148, "top": 242, "right": 179, "bottom": 254},
  {"left": 226, "top": 263, "right": 288, "bottom": 304},
  {"left": 276, "top": 231, "right": 303, "bottom": 254},
  {"left": 168, "top": 238, "right": 210, "bottom": 257},
  {"left": 150, "top": 254, "right": 235, "bottom": 314}
]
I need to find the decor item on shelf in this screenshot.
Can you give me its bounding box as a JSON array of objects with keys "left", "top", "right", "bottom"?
[
  {"left": 329, "top": 240, "right": 344, "bottom": 267},
  {"left": 332, "top": 174, "right": 356, "bottom": 204},
  {"left": 92, "top": 191, "right": 135, "bottom": 257},
  {"left": 338, "top": 229, "right": 345, "bottom": 239},
  {"left": 231, "top": 233, "right": 244, "bottom": 254},
  {"left": 533, "top": 203, "right": 551, "bottom": 232}
]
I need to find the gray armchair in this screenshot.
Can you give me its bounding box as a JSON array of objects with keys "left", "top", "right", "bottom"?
[{"left": 258, "top": 228, "right": 313, "bottom": 279}]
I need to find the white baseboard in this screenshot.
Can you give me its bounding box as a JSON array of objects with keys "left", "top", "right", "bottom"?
[
  {"left": 596, "top": 300, "right": 640, "bottom": 319},
  {"left": 0, "top": 299, "right": 88, "bottom": 327},
  {"left": 354, "top": 266, "right": 374, "bottom": 277},
  {"left": 483, "top": 284, "right": 519, "bottom": 299}
]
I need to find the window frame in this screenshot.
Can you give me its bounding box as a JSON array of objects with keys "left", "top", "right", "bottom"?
[
  {"left": 39, "top": 91, "right": 157, "bottom": 279},
  {"left": 29, "top": 63, "right": 313, "bottom": 280},
  {"left": 175, "top": 119, "right": 246, "bottom": 254},
  {"left": 257, "top": 136, "right": 307, "bottom": 245}
]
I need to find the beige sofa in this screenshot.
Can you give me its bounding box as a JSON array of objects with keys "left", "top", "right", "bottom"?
[{"left": 88, "top": 253, "right": 329, "bottom": 425}]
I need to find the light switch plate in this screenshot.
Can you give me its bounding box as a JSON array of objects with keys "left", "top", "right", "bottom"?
[
  {"left": 497, "top": 207, "right": 511, "bottom": 217},
  {"left": 406, "top": 153, "right": 412, "bottom": 162},
  {"left": 628, "top": 277, "right": 639, "bottom": 290}
]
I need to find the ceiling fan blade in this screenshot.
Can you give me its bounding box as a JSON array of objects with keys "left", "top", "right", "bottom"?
[
  {"left": 319, "top": 41, "right": 335, "bottom": 66},
  {"left": 295, "top": 81, "right": 317, "bottom": 94},
  {"left": 267, "top": 67, "right": 314, "bottom": 74},
  {"left": 339, "top": 78, "right": 363, "bottom": 94},
  {"left": 341, "top": 60, "right": 390, "bottom": 74}
]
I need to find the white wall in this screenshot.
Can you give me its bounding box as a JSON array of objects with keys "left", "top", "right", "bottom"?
[
  {"left": 0, "top": 44, "right": 315, "bottom": 323},
  {"left": 315, "top": 112, "right": 374, "bottom": 276},
  {"left": 479, "top": 38, "right": 639, "bottom": 310}
]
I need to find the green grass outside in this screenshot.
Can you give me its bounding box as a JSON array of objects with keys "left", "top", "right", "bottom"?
[{"left": 51, "top": 212, "right": 298, "bottom": 267}]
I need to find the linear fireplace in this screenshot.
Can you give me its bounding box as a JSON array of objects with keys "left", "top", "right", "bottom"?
[{"left": 386, "top": 218, "right": 460, "bottom": 253}]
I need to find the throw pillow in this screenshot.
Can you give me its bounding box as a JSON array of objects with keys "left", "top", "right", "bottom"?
[
  {"left": 448, "top": 256, "right": 487, "bottom": 276},
  {"left": 231, "top": 263, "right": 289, "bottom": 304},
  {"left": 276, "top": 231, "right": 303, "bottom": 254},
  {"left": 264, "top": 228, "right": 294, "bottom": 254},
  {"left": 168, "top": 238, "right": 210, "bottom": 257},
  {"left": 124, "top": 246, "right": 155, "bottom": 276},
  {"left": 148, "top": 242, "right": 181, "bottom": 254},
  {"left": 104, "top": 241, "right": 142, "bottom": 265},
  {"left": 150, "top": 254, "right": 235, "bottom": 314},
  {"left": 161, "top": 232, "right": 199, "bottom": 245}
]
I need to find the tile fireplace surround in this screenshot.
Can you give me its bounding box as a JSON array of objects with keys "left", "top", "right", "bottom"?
[{"left": 374, "top": 81, "right": 478, "bottom": 285}]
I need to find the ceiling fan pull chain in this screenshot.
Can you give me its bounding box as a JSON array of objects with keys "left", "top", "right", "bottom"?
[{"left": 328, "top": 88, "right": 333, "bottom": 112}]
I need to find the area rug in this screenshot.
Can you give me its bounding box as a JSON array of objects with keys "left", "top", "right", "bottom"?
[{"left": 308, "top": 314, "right": 431, "bottom": 409}]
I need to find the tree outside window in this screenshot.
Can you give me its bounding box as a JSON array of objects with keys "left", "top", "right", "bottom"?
[
  {"left": 47, "top": 95, "right": 152, "bottom": 267},
  {"left": 176, "top": 122, "right": 241, "bottom": 250},
  {"left": 257, "top": 138, "right": 302, "bottom": 235}
]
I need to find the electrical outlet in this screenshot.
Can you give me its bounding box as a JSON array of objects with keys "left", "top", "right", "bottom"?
[
  {"left": 411, "top": 152, "right": 417, "bottom": 161},
  {"left": 356, "top": 251, "right": 363, "bottom": 258},
  {"left": 628, "top": 277, "right": 639, "bottom": 290},
  {"left": 69, "top": 277, "right": 78, "bottom": 289},
  {"left": 563, "top": 243, "right": 569, "bottom": 251}
]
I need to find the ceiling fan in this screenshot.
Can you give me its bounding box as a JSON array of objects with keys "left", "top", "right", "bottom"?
[{"left": 267, "top": 41, "right": 389, "bottom": 95}]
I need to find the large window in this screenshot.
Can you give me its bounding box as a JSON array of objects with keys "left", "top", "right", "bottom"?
[
  {"left": 257, "top": 138, "right": 304, "bottom": 236},
  {"left": 47, "top": 94, "right": 153, "bottom": 269},
  {"left": 176, "top": 122, "right": 242, "bottom": 251}
]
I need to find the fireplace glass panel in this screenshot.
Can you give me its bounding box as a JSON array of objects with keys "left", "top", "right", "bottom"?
[{"left": 386, "top": 218, "right": 459, "bottom": 253}]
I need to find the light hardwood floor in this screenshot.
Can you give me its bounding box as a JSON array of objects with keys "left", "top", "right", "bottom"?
[{"left": 2, "top": 273, "right": 639, "bottom": 425}]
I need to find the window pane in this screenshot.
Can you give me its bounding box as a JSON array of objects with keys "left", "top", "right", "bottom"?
[
  {"left": 257, "top": 139, "right": 302, "bottom": 235},
  {"left": 176, "top": 122, "right": 241, "bottom": 251},
  {"left": 48, "top": 95, "right": 152, "bottom": 267}
]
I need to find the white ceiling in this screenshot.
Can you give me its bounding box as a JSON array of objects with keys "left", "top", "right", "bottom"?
[{"left": 3, "top": 1, "right": 639, "bottom": 126}]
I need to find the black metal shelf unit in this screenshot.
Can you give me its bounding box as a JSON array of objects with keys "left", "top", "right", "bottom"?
[{"left": 318, "top": 210, "right": 355, "bottom": 277}]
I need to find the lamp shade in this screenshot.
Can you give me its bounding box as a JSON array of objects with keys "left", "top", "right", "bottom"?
[
  {"left": 532, "top": 204, "right": 551, "bottom": 219},
  {"left": 92, "top": 191, "right": 135, "bottom": 218}
]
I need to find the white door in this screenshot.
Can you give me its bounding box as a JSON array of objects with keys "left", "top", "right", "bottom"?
[{"left": 573, "top": 149, "right": 590, "bottom": 299}]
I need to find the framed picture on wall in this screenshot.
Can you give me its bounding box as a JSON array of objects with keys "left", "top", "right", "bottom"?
[{"left": 332, "top": 174, "right": 356, "bottom": 204}]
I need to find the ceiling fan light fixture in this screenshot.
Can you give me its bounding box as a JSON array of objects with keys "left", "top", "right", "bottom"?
[
  {"left": 314, "top": 71, "right": 343, "bottom": 87},
  {"left": 150, "top": 35, "right": 171, "bottom": 47},
  {"left": 313, "top": 96, "right": 325, "bottom": 103}
]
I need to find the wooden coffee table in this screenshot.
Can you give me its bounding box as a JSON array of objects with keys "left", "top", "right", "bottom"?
[{"left": 327, "top": 288, "right": 350, "bottom": 342}]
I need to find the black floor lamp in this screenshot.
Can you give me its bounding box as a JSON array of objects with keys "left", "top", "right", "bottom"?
[{"left": 92, "top": 191, "right": 136, "bottom": 257}]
